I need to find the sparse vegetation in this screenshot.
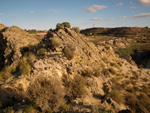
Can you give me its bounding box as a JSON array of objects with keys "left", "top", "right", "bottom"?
[
  {"left": 56, "top": 22, "right": 71, "bottom": 30},
  {"left": 51, "top": 37, "right": 61, "bottom": 48},
  {"left": 19, "top": 57, "right": 30, "bottom": 75},
  {"left": 115, "top": 44, "right": 143, "bottom": 58},
  {"left": 38, "top": 48, "right": 47, "bottom": 56},
  {"left": 108, "top": 89, "right": 124, "bottom": 104},
  {"left": 63, "top": 45, "right": 75, "bottom": 60},
  {"left": 28, "top": 76, "right": 65, "bottom": 112},
  {"left": 0, "top": 65, "right": 14, "bottom": 80},
  {"left": 62, "top": 74, "right": 87, "bottom": 101},
  {"left": 72, "top": 27, "right": 80, "bottom": 33}
]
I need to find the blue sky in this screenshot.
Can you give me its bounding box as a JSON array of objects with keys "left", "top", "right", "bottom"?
[{"left": 0, "top": 0, "right": 150, "bottom": 30}]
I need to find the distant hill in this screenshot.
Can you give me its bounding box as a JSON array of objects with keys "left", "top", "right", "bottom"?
[{"left": 81, "top": 27, "right": 150, "bottom": 38}]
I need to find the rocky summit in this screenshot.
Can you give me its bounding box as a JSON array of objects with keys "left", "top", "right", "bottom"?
[{"left": 0, "top": 24, "right": 150, "bottom": 113}]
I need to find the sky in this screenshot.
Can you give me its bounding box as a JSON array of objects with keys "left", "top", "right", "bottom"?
[{"left": 0, "top": 0, "right": 150, "bottom": 30}]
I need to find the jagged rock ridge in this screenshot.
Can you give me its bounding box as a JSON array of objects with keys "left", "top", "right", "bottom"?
[{"left": 0, "top": 26, "right": 150, "bottom": 112}]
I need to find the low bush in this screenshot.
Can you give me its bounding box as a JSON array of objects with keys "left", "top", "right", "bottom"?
[
  {"left": 0, "top": 66, "right": 13, "bottom": 80},
  {"left": 38, "top": 48, "right": 47, "bottom": 56},
  {"left": 18, "top": 57, "right": 30, "bottom": 75},
  {"left": 125, "top": 93, "right": 139, "bottom": 112},
  {"left": 138, "top": 92, "right": 150, "bottom": 111},
  {"left": 28, "top": 76, "right": 65, "bottom": 112},
  {"left": 56, "top": 22, "right": 71, "bottom": 30},
  {"left": 51, "top": 37, "right": 61, "bottom": 48},
  {"left": 108, "top": 89, "right": 124, "bottom": 104},
  {"left": 115, "top": 44, "right": 142, "bottom": 58},
  {"left": 63, "top": 45, "right": 75, "bottom": 60},
  {"left": 26, "top": 53, "right": 36, "bottom": 63},
  {"left": 63, "top": 74, "right": 87, "bottom": 101},
  {"left": 72, "top": 27, "right": 80, "bottom": 33}
]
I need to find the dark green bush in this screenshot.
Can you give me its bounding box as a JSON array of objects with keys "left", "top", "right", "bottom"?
[
  {"left": 62, "top": 22, "right": 71, "bottom": 28},
  {"left": 56, "top": 22, "right": 71, "bottom": 30},
  {"left": 56, "top": 23, "right": 64, "bottom": 30}
]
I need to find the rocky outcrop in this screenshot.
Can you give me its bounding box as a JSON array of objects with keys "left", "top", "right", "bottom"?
[
  {"left": 0, "top": 26, "right": 150, "bottom": 112},
  {"left": 0, "top": 26, "right": 38, "bottom": 70}
]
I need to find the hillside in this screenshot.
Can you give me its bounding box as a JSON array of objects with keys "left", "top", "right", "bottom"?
[
  {"left": 81, "top": 27, "right": 150, "bottom": 38},
  {"left": 0, "top": 24, "right": 150, "bottom": 113}
]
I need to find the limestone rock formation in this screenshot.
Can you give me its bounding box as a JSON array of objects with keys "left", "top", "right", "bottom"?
[
  {"left": 0, "top": 26, "right": 150, "bottom": 113},
  {"left": 0, "top": 26, "right": 38, "bottom": 70}
]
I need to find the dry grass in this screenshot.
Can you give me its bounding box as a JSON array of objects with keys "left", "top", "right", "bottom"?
[
  {"left": 28, "top": 76, "right": 65, "bottom": 112},
  {"left": 108, "top": 89, "right": 124, "bottom": 104},
  {"left": 0, "top": 66, "right": 14, "bottom": 80},
  {"left": 51, "top": 37, "right": 61, "bottom": 48},
  {"left": 18, "top": 57, "right": 30, "bottom": 75},
  {"left": 63, "top": 45, "right": 75, "bottom": 60},
  {"left": 62, "top": 74, "right": 87, "bottom": 101}
]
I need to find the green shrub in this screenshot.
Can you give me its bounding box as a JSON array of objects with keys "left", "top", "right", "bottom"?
[
  {"left": 56, "top": 22, "right": 71, "bottom": 30},
  {"left": 56, "top": 23, "right": 64, "bottom": 30},
  {"left": 38, "top": 48, "right": 47, "bottom": 56},
  {"left": 72, "top": 27, "right": 80, "bottom": 33},
  {"left": 62, "top": 22, "right": 71, "bottom": 28},
  {"left": 115, "top": 44, "right": 142, "bottom": 58},
  {"left": 109, "top": 89, "right": 124, "bottom": 104},
  {"left": 28, "top": 76, "right": 65, "bottom": 112},
  {"left": 51, "top": 37, "right": 61, "bottom": 48},
  {"left": 63, "top": 45, "right": 75, "bottom": 60}
]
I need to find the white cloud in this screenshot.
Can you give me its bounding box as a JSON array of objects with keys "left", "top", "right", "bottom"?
[
  {"left": 122, "top": 13, "right": 150, "bottom": 19},
  {"left": 116, "top": 3, "right": 123, "bottom": 6},
  {"left": 138, "top": 0, "right": 150, "bottom": 6},
  {"left": 90, "top": 17, "right": 114, "bottom": 21},
  {"left": 48, "top": 9, "right": 59, "bottom": 13},
  {"left": 0, "top": 13, "right": 4, "bottom": 16},
  {"left": 121, "top": 16, "right": 127, "bottom": 19},
  {"left": 83, "top": 5, "right": 107, "bottom": 13},
  {"left": 130, "top": 13, "right": 150, "bottom": 18},
  {"left": 29, "top": 10, "right": 35, "bottom": 13},
  {"left": 130, "top": 7, "right": 138, "bottom": 9}
]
